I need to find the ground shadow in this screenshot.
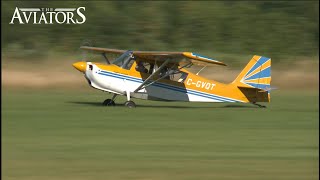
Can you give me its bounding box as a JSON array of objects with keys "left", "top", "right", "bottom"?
[
  {"left": 67, "top": 101, "right": 260, "bottom": 109},
  {"left": 68, "top": 101, "right": 104, "bottom": 106},
  {"left": 223, "top": 104, "right": 259, "bottom": 108}
]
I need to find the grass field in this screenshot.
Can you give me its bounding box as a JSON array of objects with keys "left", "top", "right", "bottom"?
[{"left": 2, "top": 88, "right": 319, "bottom": 180}]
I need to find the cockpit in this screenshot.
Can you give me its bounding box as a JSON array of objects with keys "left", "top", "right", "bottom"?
[
  {"left": 135, "top": 61, "right": 188, "bottom": 83},
  {"left": 113, "top": 50, "right": 135, "bottom": 70},
  {"left": 113, "top": 50, "right": 189, "bottom": 83}
]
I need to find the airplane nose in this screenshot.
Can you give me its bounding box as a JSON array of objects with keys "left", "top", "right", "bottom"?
[{"left": 72, "top": 62, "right": 86, "bottom": 73}]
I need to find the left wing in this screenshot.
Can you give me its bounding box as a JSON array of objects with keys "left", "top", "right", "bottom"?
[{"left": 80, "top": 46, "right": 227, "bottom": 66}]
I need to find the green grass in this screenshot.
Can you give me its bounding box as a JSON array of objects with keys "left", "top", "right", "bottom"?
[{"left": 2, "top": 89, "right": 319, "bottom": 180}]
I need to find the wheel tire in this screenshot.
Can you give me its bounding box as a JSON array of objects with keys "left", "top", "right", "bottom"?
[
  {"left": 124, "top": 101, "right": 136, "bottom": 108},
  {"left": 103, "top": 99, "right": 115, "bottom": 106}
]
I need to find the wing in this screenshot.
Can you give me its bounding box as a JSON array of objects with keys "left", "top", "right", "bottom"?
[{"left": 80, "top": 46, "right": 227, "bottom": 66}]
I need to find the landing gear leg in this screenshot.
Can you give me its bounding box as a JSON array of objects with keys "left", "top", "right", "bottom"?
[
  {"left": 252, "top": 102, "right": 266, "bottom": 108},
  {"left": 102, "top": 94, "right": 117, "bottom": 106},
  {"left": 124, "top": 90, "right": 136, "bottom": 108}
]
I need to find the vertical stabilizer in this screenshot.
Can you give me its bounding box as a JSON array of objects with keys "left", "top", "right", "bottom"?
[{"left": 232, "top": 55, "right": 271, "bottom": 91}]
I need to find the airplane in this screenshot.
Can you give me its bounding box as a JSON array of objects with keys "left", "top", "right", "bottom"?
[{"left": 72, "top": 46, "right": 272, "bottom": 108}]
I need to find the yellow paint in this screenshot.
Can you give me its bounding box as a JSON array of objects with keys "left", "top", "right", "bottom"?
[
  {"left": 245, "top": 77, "right": 271, "bottom": 84},
  {"left": 72, "top": 62, "right": 86, "bottom": 73},
  {"left": 245, "top": 60, "right": 271, "bottom": 79},
  {"left": 75, "top": 54, "right": 271, "bottom": 103}
]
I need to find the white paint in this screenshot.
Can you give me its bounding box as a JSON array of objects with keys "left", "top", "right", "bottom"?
[{"left": 83, "top": 63, "right": 234, "bottom": 103}]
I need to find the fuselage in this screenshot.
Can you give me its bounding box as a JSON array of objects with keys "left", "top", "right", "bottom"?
[{"left": 74, "top": 61, "right": 251, "bottom": 103}]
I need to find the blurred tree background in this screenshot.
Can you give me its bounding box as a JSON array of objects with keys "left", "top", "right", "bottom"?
[{"left": 1, "top": 1, "right": 319, "bottom": 62}]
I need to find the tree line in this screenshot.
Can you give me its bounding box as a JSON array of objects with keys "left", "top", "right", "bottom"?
[{"left": 2, "top": 1, "right": 319, "bottom": 61}]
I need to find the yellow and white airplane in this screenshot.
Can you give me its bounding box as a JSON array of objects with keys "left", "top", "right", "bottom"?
[{"left": 73, "top": 46, "right": 271, "bottom": 108}]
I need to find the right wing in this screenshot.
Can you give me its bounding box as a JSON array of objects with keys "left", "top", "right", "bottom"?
[{"left": 80, "top": 46, "right": 227, "bottom": 66}]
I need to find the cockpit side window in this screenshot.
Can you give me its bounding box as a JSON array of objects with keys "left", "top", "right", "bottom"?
[
  {"left": 135, "top": 61, "right": 188, "bottom": 83},
  {"left": 113, "top": 53, "right": 128, "bottom": 67},
  {"left": 169, "top": 71, "right": 189, "bottom": 83},
  {"left": 113, "top": 50, "right": 135, "bottom": 70},
  {"left": 177, "top": 72, "right": 188, "bottom": 83},
  {"left": 135, "top": 61, "right": 155, "bottom": 74},
  {"left": 158, "top": 65, "right": 188, "bottom": 83},
  {"left": 89, "top": 65, "right": 93, "bottom": 70},
  {"left": 159, "top": 67, "right": 170, "bottom": 80},
  {"left": 123, "top": 59, "right": 135, "bottom": 70}
]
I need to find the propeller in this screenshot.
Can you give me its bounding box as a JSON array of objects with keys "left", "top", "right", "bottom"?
[
  {"left": 80, "top": 39, "right": 111, "bottom": 64},
  {"left": 102, "top": 52, "right": 111, "bottom": 64},
  {"left": 80, "top": 39, "right": 94, "bottom": 62}
]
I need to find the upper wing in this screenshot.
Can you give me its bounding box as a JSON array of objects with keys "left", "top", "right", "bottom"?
[
  {"left": 80, "top": 46, "right": 227, "bottom": 66},
  {"left": 182, "top": 52, "right": 227, "bottom": 66}
]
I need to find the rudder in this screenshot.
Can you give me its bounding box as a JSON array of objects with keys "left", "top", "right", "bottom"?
[{"left": 232, "top": 55, "right": 271, "bottom": 91}]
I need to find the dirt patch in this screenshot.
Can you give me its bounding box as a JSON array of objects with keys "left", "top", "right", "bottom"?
[
  {"left": 2, "top": 58, "right": 88, "bottom": 89},
  {"left": 2, "top": 69, "right": 84, "bottom": 88}
]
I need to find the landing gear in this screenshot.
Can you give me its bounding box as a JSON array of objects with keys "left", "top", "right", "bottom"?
[
  {"left": 102, "top": 93, "right": 136, "bottom": 108},
  {"left": 102, "top": 94, "right": 117, "bottom": 106},
  {"left": 103, "top": 99, "right": 115, "bottom": 106},
  {"left": 124, "top": 101, "right": 136, "bottom": 108},
  {"left": 252, "top": 102, "right": 266, "bottom": 108},
  {"left": 124, "top": 90, "right": 136, "bottom": 108}
]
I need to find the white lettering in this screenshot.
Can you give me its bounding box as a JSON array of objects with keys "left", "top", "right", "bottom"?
[
  {"left": 46, "top": 12, "right": 55, "bottom": 24},
  {"left": 10, "top": 7, "right": 86, "bottom": 25},
  {"left": 9, "top": 7, "right": 23, "bottom": 24},
  {"left": 201, "top": 82, "right": 206, "bottom": 88},
  {"left": 211, "top": 84, "right": 215, "bottom": 90},
  {"left": 187, "top": 78, "right": 192, "bottom": 85},
  {"left": 186, "top": 79, "right": 216, "bottom": 90},
  {"left": 76, "top": 7, "right": 86, "bottom": 24},
  {"left": 205, "top": 83, "right": 211, "bottom": 89},
  {"left": 55, "top": 12, "right": 66, "bottom": 24},
  {"left": 66, "top": 12, "right": 75, "bottom": 24},
  {"left": 22, "top": 12, "right": 32, "bottom": 23},
  {"left": 38, "top": 13, "right": 48, "bottom": 24},
  {"left": 196, "top": 81, "right": 201, "bottom": 87},
  {"left": 33, "top": 12, "right": 37, "bottom": 24}
]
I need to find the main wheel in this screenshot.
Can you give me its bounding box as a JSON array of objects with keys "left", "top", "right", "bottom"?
[
  {"left": 103, "top": 99, "right": 115, "bottom": 106},
  {"left": 124, "top": 101, "right": 136, "bottom": 108}
]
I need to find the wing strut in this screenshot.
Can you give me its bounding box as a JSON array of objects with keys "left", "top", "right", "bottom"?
[
  {"left": 140, "top": 62, "right": 192, "bottom": 90},
  {"left": 133, "top": 59, "right": 170, "bottom": 93},
  {"left": 102, "top": 53, "right": 111, "bottom": 64},
  {"left": 196, "top": 66, "right": 207, "bottom": 75}
]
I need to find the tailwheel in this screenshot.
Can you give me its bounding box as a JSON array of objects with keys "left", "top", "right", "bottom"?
[
  {"left": 252, "top": 102, "right": 266, "bottom": 108},
  {"left": 103, "top": 99, "right": 115, "bottom": 106},
  {"left": 124, "top": 101, "right": 136, "bottom": 108},
  {"left": 258, "top": 104, "right": 266, "bottom": 108}
]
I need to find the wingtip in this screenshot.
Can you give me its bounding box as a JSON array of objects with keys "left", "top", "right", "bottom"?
[
  {"left": 80, "top": 45, "right": 92, "bottom": 49},
  {"left": 216, "top": 61, "right": 227, "bottom": 66}
]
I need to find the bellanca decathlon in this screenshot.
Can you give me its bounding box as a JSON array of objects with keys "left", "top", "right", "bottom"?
[{"left": 73, "top": 46, "right": 272, "bottom": 108}]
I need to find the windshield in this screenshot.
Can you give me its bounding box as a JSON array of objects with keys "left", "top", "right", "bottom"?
[{"left": 113, "top": 50, "right": 133, "bottom": 68}]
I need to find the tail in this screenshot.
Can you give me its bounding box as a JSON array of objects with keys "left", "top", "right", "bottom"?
[{"left": 232, "top": 55, "right": 272, "bottom": 102}]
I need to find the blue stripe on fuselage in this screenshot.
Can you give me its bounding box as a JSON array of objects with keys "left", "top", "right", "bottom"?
[
  {"left": 96, "top": 70, "right": 241, "bottom": 102},
  {"left": 98, "top": 72, "right": 232, "bottom": 102},
  {"left": 98, "top": 70, "right": 237, "bottom": 102}
]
